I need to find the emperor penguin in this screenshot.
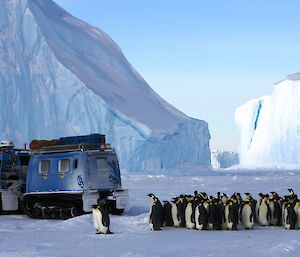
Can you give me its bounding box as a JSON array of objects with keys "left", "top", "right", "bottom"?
[
  {"left": 185, "top": 200, "right": 195, "bottom": 229},
  {"left": 268, "top": 198, "right": 275, "bottom": 225},
  {"left": 221, "top": 193, "right": 228, "bottom": 204},
  {"left": 258, "top": 195, "right": 271, "bottom": 226},
  {"left": 195, "top": 201, "right": 208, "bottom": 230},
  {"left": 230, "top": 197, "right": 239, "bottom": 230},
  {"left": 207, "top": 201, "right": 214, "bottom": 230},
  {"left": 163, "top": 201, "right": 174, "bottom": 226},
  {"left": 92, "top": 203, "right": 112, "bottom": 235},
  {"left": 223, "top": 200, "right": 234, "bottom": 230},
  {"left": 200, "top": 192, "right": 208, "bottom": 200},
  {"left": 149, "top": 198, "right": 163, "bottom": 231},
  {"left": 147, "top": 194, "right": 164, "bottom": 226},
  {"left": 171, "top": 198, "right": 182, "bottom": 227},
  {"left": 241, "top": 201, "right": 254, "bottom": 229},
  {"left": 256, "top": 193, "right": 264, "bottom": 222},
  {"left": 177, "top": 195, "right": 187, "bottom": 227},
  {"left": 282, "top": 200, "right": 289, "bottom": 228},
  {"left": 285, "top": 203, "right": 297, "bottom": 230},
  {"left": 245, "top": 193, "right": 257, "bottom": 222},
  {"left": 295, "top": 200, "right": 300, "bottom": 229},
  {"left": 273, "top": 198, "right": 282, "bottom": 226},
  {"left": 211, "top": 199, "right": 223, "bottom": 230}
]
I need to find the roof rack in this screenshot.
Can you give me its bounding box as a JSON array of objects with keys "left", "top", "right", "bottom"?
[{"left": 31, "top": 143, "right": 112, "bottom": 155}]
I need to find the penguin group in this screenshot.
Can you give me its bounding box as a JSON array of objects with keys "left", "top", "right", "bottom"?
[{"left": 148, "top": 189, "right": 300, "bottom": 231}]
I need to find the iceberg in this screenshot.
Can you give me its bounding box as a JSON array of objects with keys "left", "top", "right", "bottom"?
[
  {"left": 235, "top": 73, "right": 300, "bottom": 168},
  {"left": 211, "top": 150, "right": 239, "bottom": 169},
  {"left": 0, "top": 0, "right": 211, "bottom": 172}
]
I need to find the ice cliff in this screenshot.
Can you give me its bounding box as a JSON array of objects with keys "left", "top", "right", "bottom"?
[
  {"left": 0, "top": 0, "right": 211, "bottom": 172},
  {"left": 211, "top": 150, "right": 239, "bottom": 169},
  {"left": 235, "top": 73, "right": 300, "bottom": 167}
]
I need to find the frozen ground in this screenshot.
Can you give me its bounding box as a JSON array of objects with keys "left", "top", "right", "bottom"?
[{"left": 1, "top": 169, "right": 300, "bottom": 257}]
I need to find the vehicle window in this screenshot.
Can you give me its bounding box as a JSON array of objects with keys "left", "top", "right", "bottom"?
[
  {"left": 74, "top": 159, "right": 78, "bottom": 169},
  {"left": 96, "top": 158, "right": 107, "bottom": 170},
  {"left": 39, "top": 160, "right": 50, "bottom": 175},
  {"left": 20, "top": 156, "right": 30, "bottom": 165},
  {"left": 59, "top": 159, "right": 70, "bottom": 173}
]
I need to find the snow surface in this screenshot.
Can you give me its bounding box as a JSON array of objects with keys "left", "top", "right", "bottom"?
[
  {"left": 236, "top": 74, "right": 300, "bottom": 168},
  {"left": 0, "top": 0, "right": 211, "bottom": 172},
  {"left": 2, "top": 170, "right": 300, "bottom": 257}
]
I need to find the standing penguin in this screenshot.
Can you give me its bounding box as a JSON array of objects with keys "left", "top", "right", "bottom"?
[
  {"left": 224, "top": 200, "right": 234, "bottom": 230},
  {"left": 285, "top": 203, "right": 297, "bottom": 230},
  {"left": 256, "top": 193, "right": 263, "bottom": 222},
  {"left": 211, "top": 199, "right": 223, "bottom": 230},
  {"left": 245, "top": 193, "right": 257, "bottom": 222},
  {"left": 149, "top": 198, "right": 163, "bottom": 231},
  {"left": 195, "top": 201, "right": 208, "bottom": 230},
  {"left": 147, "top": 194, "right": 164, "bottom": 226},
  {"left": 92, "top": 203, "right": 112, "bottom": 235},
  {"left": 171, "top": 198, "right": 182, "bottom": 227},
  {"left": 185, "top": 200, "right": 195, "bottom": 229},
  {"left": 177, "top": 195, "right": 187, "bottom": 227},
  {"left": 295, "top": 200, "right": 300, "bottom": 229},
  {"left": 231, "top": 197, "right": 239, "bottom": 230},
  {"left": 163, "top": 201, "right": 174, "bottom": 226},
  {"left": 241, "top": 201, "right": 254, "bottom": 229},
  {"left": 272, "top": 198, "right": 282, "bottom": 226},
  {"left": 258, "top": 195, "right": 271, "bottom": 226}
]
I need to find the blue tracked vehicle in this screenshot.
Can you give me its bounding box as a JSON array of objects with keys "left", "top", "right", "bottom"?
[{"left": 0, "top": 134, "right": 129, "bottom": 219}]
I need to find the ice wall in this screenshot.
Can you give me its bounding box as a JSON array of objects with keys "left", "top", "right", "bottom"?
[
  {"left": 0, "top": 0, "right": 211, "bottom": 172},
  {"left": 235, "top": 73, "right": 300, "bottom": 167},
  {"left": 211, "top": 150, "right": 239, "bottom": 169}
]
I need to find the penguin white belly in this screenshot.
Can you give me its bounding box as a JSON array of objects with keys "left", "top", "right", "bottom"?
[
  {"left": 259, "top": 202, "right": 269, "bottom": 226},
  {"left": 296, "top": 206, "right": 300, "bottom": 229},
  {"left": 225, "top": 206, "right": 233, "bottom": 230},
  {"left": 93, "top": 208, "right": 109, "bottom": 234},
  {"left": 242, "top": 206, "right": 254, "bottom": 229},
  {"left": 171, "top": 205, "right": 181, "bottom": 227},
  {"left": 185, "top": 204, "right": 195, "bottom": 229},
  {"left": 195, "top": 206, "right": 201, "bottom": 230},
  {"left": 92, "top": 209, "right": 101, "bottom": 230},
  {"left": 284, "top": 207, "right": 289, "bottom": 229}
]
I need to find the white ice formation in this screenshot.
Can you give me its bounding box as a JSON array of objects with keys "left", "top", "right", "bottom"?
[
  {"left": 211, "top": 150, "right": 239, "bottom": 169},
  {"left": 235, "top": 73, "right": 300, "bottom": 168},
  {"left": 0, "top": 0, "right": 211, "bottom": 172}
]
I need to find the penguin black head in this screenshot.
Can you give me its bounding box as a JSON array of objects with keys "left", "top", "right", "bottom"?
[
  {"left": 194, "top": 191, "right": 198, "bottom": 196},
  {"left": 288, "top": 189, "right": 295, "bottom": 195},
  {"left": 147, "top": 193, "right": 155, "bottom": 198}
]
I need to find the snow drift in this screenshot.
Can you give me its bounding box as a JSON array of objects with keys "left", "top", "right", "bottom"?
[
  {"left": 235, "top": 73, "right": 300, "bottom": 168},
  {"left": 0, "top": 0, "right": 211, "bottom": 172}
]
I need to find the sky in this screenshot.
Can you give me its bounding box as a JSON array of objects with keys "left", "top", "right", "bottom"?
[{"left": 55, "top": 0, "right": 300, "bottom": 152}]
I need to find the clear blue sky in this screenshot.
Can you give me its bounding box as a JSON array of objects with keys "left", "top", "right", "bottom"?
[{"left": 55, "top": 0, "right": 300, "bottom": 151}]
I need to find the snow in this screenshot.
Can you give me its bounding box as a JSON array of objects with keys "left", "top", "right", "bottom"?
[
  {"left": 236, "top": 74, "right": 300, "bottom": 168},
  {"left": 0, "top": 0, "right": 211, "bottom": 172},
  {"left": 2, "top": 170, "right": 300, "bottom": 257}
]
